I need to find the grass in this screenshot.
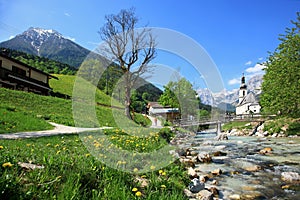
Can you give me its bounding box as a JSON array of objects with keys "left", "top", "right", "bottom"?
[
  {"left": 0, "top": 105, "right": 53, "bottom": 134},
  {"left": 0, "top": 74, "right": 150, "bottom": 133},
  {"left": 222, "top": 121, "right": 252, "bottom": 131},
  {"left": 0, "top": 130, "right": 189, "bottom": 199},
  {"left": 263, "top": 117, "right": 300, "bottom": 136}
]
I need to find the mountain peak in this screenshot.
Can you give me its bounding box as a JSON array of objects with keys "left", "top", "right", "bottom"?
[
  {"left": 25, "top": 27, "right": 62, "bottom": 37},
  {"left": 0, "top": 27, "right": 90, "bottom": 67}
]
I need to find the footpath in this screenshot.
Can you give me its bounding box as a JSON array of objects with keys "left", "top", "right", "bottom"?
[
  {"left": 0, "top": 122, "right": 106, "bottom": 139},
  {"left": 0, "top": 115, "right": 162, "bottom": 139}
]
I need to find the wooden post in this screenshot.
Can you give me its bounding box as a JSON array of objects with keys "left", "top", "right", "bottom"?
[{"left": 217, "top": 121, "right": 222, "bottom": 135}]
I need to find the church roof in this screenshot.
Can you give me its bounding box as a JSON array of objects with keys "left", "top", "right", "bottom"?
[{"left": 237, "top": 92, "right": 259, "bottom": 106}]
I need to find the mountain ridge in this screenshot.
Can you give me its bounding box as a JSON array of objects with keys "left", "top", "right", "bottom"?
[
  {"left": 0, "top": 27, "right": 90, "bottom": 67},
  {"left": 197, "top": 74, "right": 263, "bottom": 111}
]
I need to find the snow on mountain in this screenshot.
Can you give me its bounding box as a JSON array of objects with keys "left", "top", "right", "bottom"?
[
  {"left": 197, "top": 74, "right": 263, "bottom": 108},
  {"left": 0, "top": 27, "right": 91, "bottom": 67}
]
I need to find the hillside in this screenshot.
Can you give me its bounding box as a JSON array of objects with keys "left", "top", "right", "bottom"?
[
  {"left": 1, "top": 48, "right": 77, "bottom": 75},
  {"left": 0, "top": 27, "right": 90, "bottom": 67}
]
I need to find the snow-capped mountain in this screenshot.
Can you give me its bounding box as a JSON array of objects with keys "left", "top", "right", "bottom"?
[
  {"left": 0, "top": 27, "right": 90, "bottom": 67},
  {"left": 197, "top": 74, "right": 263, "bottom": 109}
]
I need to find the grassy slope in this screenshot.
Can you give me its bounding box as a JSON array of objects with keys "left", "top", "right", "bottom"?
[
  {"left": 0, "top": 75, "right": 119, "bottom": 133},
  {"left": 1, "top": 74, "right": 151, "bottom": 133}
]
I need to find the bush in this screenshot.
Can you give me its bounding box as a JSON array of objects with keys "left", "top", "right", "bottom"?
[{"left": 158, "top": 127, "right": 175, "bottom": 143}]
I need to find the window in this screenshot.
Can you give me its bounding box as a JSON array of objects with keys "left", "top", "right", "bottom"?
[{"left": 12, "top": 66, "right": 26, "bottom": 76}]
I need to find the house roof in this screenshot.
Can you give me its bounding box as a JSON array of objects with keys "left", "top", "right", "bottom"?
[
  {"left": 148, "top": 102, "right": 164, "bottom": 108},
  {"left": 0, "top": 53, "right": 58, "bottom": 80},
  {"left": 237, "top": 92, "right": 259, "bottom": 107}
]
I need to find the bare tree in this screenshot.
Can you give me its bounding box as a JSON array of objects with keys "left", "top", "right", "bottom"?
[{"left": 99, "top": 8, "right": 156, "bottom": 119}]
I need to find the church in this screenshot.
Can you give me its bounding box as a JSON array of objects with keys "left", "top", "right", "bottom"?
[{"left": 235, "top": 74, "right": 261, "bottom": 115}]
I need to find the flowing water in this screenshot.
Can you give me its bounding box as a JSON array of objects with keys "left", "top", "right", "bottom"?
[{"left": 186, "top": 132, "right": 300, "bottom": 199}]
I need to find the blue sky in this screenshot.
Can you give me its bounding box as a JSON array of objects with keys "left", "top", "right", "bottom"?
[{"left": 1, "top": 0, "right": 299, "bottom": 91}]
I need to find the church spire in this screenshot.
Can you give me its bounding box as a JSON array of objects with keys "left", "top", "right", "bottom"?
[{"left": 240, "top": 73, "right": 247, "bottom": 89}]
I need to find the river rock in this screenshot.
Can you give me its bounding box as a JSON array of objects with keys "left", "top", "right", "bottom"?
[
  {"left": 197, "top": 152, "right": 212, "bottom": 163},
  {"left": 211, "top": 168, "right": 222, "bottom": 176},
  {"left": 180, "top": 158, "right": 195, "bottom": 168},
  {"left": 196, "top": 189, "right": 213, "bottom": 200},
  {"left": 212, "top": 151, "right": 227, "bottom": 156},
  {"left": 188, "top": 178, "right": 205, "bottom": 193},
  {"left": 184, "top": 189, "right": 196, "bottom": 198},
  {"left": 229, "top": 194, "right": 241, "bottom": 199},
  {"left": 244, "top": 165, "right": 261, "bottom": 172},
  {"left": 216, "top": 133, "right": 228, "bottom": 140},
  {"left": 281, "top": 172, "right": 300, "bottom": 182},
  {"left": 188, "top": 167, "right": 199, "bottom": 179},
  {"left": 208, "top": 187, "right": 219, "bottom": 196},
  {"left": 199, "top": 175, "right": 209, "bottom": 183},
  {"left": 259, "top": 147, "right": 273, "bottom": 154}
]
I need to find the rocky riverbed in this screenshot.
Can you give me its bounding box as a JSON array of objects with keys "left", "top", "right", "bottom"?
[{"left": 172, "top": 131, "right": 300, "bottom": 200}]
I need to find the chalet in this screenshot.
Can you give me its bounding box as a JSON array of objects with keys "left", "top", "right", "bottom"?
[
  {"left": 0, "top": 53, "right": 57, "bottom": 95},
  {"left": 235, "top": 74, "right": 261, "bottom": 115},
  {"left": 147, "top": 102, "right": 180, "bottom": 122}
]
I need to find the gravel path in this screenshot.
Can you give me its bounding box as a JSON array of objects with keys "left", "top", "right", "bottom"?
[{"left": 0, "top": 122, "right": 111, "bottom": 139}]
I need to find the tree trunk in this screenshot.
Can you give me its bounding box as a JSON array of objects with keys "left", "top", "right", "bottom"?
[{"left": 124, "top": 74, "right": 132, "bottom": 119}]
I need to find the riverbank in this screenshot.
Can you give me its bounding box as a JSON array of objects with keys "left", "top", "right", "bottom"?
[{"left": 172, "top": 130, "right": 300, "bottom": 199}]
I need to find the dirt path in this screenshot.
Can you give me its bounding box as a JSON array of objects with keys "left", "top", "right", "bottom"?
[
  {"left": 147, "top": 115, "right": 163, "bottom": 128},
  {"left": 0, "top": 122, "right": 111, "bottom": 139}
]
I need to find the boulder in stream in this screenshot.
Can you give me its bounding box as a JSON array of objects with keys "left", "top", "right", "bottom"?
[
  {"left": 281, "top": 171, "right": 300, "bottom": 182},
  {"left": 196, "top": 189, "right": 213, "bottom": 200},
  {"left": 188, "top": 178, "right": 205, "bottom": 193},
  {"left": 197, "top": 152, "right": 212, "bottom": 163}
]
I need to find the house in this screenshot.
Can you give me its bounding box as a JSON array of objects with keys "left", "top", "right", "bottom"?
[
  {"left": 0, "top": 53, "right": 57, "bottom": 95},
  {"left": 235, "top": 74, "right": 261, "bottom": 115},
  {"left": 147, "top": 102, "right": 180, "bottom": 122}
]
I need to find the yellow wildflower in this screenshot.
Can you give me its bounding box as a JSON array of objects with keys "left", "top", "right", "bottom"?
[
  {"left": 132, "top": 187, "right": 138, "bottom": 192},
  {"left": 161, "top": 185, "right": 166, "bottom": 188},
  {"left": 159, "top": 169, "right": 164, "bottom": 175},
  {"left": 0, "top": 145, "right": 3, "bottom": 149},
  {"left": 162, "top": 171, "right": 167, "bottom": 176},
  {"left": 150, "top": 165, "right": 156, "bottom": 170},
  {"left": 2, "top": 162, "right": 13, "bottom": 168},
  {"left": 133, "top": 168, "right": 139, "bottom": 173},
  {"left": 135, "top": 191, "right": 142, "bottom": 197},
  {"left": 85, "top": 153, "right": 91, "bottom": 157}
]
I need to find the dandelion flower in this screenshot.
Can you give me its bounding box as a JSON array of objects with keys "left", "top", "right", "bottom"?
[
  {"left": 150, "top": 165, "right": 155, "bottom": 170},
  {"left": 161, "top": 185, "right": 166, "bottom": 188},
  {"left": 162, "top": 172, "right": 167, "bottom": 176},
  {"left": 0, "top": 145, "right": 3, "bottom": 149},
  {"left": 159, "top": 169, "right": 164, "bottom": 174},
  {"left": 132, "top": 187, "right": 138, "bottom": 192},
  {"left": 133, "top": 168, "right": 139, "bottom": 173},
  {"left": 135, "top": 191, "right": 142, "bottom": 197},
  {"left": 2, "top": 162, "right": 13, "bottom": 168}
]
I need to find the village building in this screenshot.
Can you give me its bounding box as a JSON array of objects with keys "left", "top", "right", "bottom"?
[
  {"left": 0, "top": 53, "right": 57, "bottom": 95},
  {"left": 147, "top": 102, "right": 180, "bottom": 122},
  {"left": 235, "top": 74, "right": 261, "bottom": 115}
]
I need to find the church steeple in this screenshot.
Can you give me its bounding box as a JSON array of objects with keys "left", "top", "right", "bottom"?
[{"left": 239, "top": 73, "right": 247, "bottom": 103}]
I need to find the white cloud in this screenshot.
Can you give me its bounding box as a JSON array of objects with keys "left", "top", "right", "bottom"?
[
  {"left": 246, "top": 63, "right": 266, "bottom": 74},
  {"left": 258, "top": 57, "right": 263, "bottom": 61},
  {"left": 9, "top": 35, "right": 15, "bottom": 40},
  {"left": 245, "top": 61, "right": 252, "bottom": 66},
  {"left": 64, "top": 12, "right": 71, "bottom": 17},
  {"left": 228, "top": 78, "right": 240, "bottom": 85}
]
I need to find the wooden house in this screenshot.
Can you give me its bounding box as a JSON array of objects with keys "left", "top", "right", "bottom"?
[{"left": 0, "top": 53, "right": 57, "bottom": 95}]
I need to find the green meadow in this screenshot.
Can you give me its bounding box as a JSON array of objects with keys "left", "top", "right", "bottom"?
[{"left": 0, "top": 75, "right": 188, "bottom": 199}]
